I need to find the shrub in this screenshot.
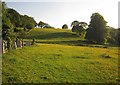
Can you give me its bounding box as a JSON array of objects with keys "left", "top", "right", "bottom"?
[{"left": 25, "top": 23, "right": 34, "bottom": 30}]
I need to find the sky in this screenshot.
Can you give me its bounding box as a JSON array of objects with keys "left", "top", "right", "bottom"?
[{"left": 3, "top": 0, "right": 119, "bottom": 28}]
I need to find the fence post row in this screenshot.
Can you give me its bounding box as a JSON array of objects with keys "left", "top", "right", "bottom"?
[{"left": 2, "top": 38, "right": 35, "bottom": 53}]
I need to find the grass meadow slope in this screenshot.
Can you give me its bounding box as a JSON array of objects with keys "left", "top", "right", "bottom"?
[
  {"left": 19, "top": 28, "right": 83, "bottom": 45},
  {"left": 2, "top": 28, "right": 119, "bottom": 83}
]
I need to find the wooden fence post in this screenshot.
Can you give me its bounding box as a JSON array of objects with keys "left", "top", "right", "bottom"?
[
  {"left": 13, "top": 41, "right": 17, "bottom": 49},
  {"left": 2, "top": 41, "right": 5, "bottom": 53}
]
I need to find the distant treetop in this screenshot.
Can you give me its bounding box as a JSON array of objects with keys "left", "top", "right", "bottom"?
[{"left": 62, "top": 24, "right": 68, "bottom": 29}]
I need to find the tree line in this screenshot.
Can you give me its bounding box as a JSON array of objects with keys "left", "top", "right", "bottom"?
[
  {"left": 2, "top": 2, "right": 55, "bottom": 50},
  {"left": 62, "top": 13, "right": 120, "bottom": 45},
  {"left": 2, "top": 1, "right": 120, "bottom": 51},
  {"left": 2, "top": 2, "right": 38, "bottom": 50}
]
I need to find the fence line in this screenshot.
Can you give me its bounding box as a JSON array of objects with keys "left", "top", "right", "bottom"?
[{"left": 2, "top": 38, "right": 35, "bottom": 53}]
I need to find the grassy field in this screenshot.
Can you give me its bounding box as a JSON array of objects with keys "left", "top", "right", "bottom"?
[
  {"left": 24, "top": 28, "right": 80, "bottom": 40},
  {"left": 2, "top": 28, "right": 119, "bottom": 83},
  {"left": 19, "top": 28, "right": 85, "bottom": 46}
]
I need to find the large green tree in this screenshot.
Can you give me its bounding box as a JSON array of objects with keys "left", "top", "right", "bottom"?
[
  {"left": 7, "top": 8, "right": 21, "bottom": 27},
  {"left": 2, "top": 2, "right": 14, "bottom": 50},
  {"left": 2, "top": 2, "right": 14, "bottom": 40},
  {"left": 4, "top": 7, "right": 37, "bottom": 29},
  {"left": 20, "top": 15, "right": 37, "bottom": 28},
  {"left": 2, "top": 2, "right": 37, "bottom": 50},
  {"left": 85, "top": 13, "right": 107, "bottom": 44}
]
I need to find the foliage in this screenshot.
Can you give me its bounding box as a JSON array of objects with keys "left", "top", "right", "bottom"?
[
  {"left": 38, "top": 21, "right": 54, "bottom": 28},
  {"left": 75, "top": 25, "right": 86, "bottom": 36},
  {"left": 71, "top": 20, "right": 79, "bottom": 27},
  {"left": 7, "top": 8, "right": 21, "bottom": 27},
  {"left": 38, "top": 21, "right": 45, "bottom": 28},
  {"left": 2, "top": 2, "right": 37, "bottom": 51},
  {"left": 2, "top": 2, "right": 14, "bottom": 41},
  {"left": 71, "top": 21, "right": 87, "bottom": 36},
  {"left": 2, "top": 2, "right": 16, "bottom": 50},
  {"left": 14, "top": 27, "right": 23, "bottom": 32},
  {"left": 62, "top": 24, "right": 68, "bottom": 29},
  {"left": 85, "top": 13, "right": 107, "bottom": 44},
  {"left": 43, "top": 24, "right": 54, "bottom": 28},
  {"left": 2, "top": 3, "right": 37, "bottom": 29},
  {"left": 20, "top": 15, "right": 37, "bottom": 28},
  {"left": 106, "top": 26, "right": 118, "bottom": 45},
  {"left": 2, "top": 1, "right": 37, "bottom": 45},
  {"left": 25, "top": 23, "right": 34, "bottom": 30}
]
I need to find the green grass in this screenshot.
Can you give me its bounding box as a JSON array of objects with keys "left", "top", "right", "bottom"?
[
  {"left": 19, "top": 28, "right": 108, "bottom": 46},
  {"left": 2, "top": 28, "right": 119, "bottom": 83},
  {"left": 19, "top": 28, "right": 84, "bottom": 46},
  {"left": 3, "top": 44, "right": 119, "bottom": 83},
  {"left": 25, "top": 28, "right": 80, "bottom": 39}
]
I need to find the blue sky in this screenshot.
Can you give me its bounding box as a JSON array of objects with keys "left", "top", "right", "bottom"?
[{"left": 4, "top": 0, "right": 119, "bottom": 28}]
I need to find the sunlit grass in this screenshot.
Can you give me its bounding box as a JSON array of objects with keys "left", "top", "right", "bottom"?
[
  {"left": 21, "top": 28, "right": 80, "bottom": 40},
  {"left": 2, "top": 44, "right": 119, "bottom": 83}
]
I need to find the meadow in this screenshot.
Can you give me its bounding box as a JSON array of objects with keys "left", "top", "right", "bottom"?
[{"left": 2, "top": 28, "right": 119, "bottom": 83}]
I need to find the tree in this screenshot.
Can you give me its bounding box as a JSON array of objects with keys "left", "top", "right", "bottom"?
[
  {"left": 20, "top": 15, "right": 37, "bottom": 28},
  {"left": 71, "top": 21, "right": 87, "bottom": 36},
  {"left": 43, "top": 23, "right": 54, "bottom": 28},
  {"left": 2, "top": 5, "right": 37, "bottom": 29},
  {"left": 71, "top": 20, "right": 79, "bottom": 32},
  {"left": 2, "top": 2, "right": 14, "bottom": 40},
  {"left": 25, "top": 23, "right": 34, "bottom": 30},
  {"left": 106, "top": 26, "right": 114, "bottom": 44},
  {"left": 2, "top": 2, "right": 37, "bottom": 51},
  {"left": 38, "top": 21, "right": 46, "bottom": 28},
  {"left": 79, "top": 22, "right": 88, "bottom": 29},
  {"left": 62, "top": 24, "right": 68, "bottom": 29},
  {"left": 85, "top": 13, "right": 107, "bottom": 44},
  {"left": 7, "top": 8, "right": 21, "bottom": 27},
  {"left": 2, "top": 2, "right": 14, "bottom": 50},
  {"left": 71, "top": 20, "right": 79, "bottom": 27},
  {"left": 38, "top": 21, "right": 54, "bottom": 28},
  {"left": 76, "top": 25, "right": 86, "bottom": 36},
  {"left": 2, "top": 2, "right": 7, "bottom": 12},
  {"left": 106, "top": 26, "right": 119, "bottom": 45}
]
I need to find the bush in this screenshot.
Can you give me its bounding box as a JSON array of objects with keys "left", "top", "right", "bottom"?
[{"left": 25, "top": 23, "right": 34, "bottom": 30}]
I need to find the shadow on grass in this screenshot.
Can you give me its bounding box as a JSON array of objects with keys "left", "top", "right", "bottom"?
[
  {"left": 36, "top": 40, "right": 89, "bottom": 46},
  {"left": 36, "top": 39, "right": 119, "bottom": 48},
  {"left": 26, "top": 32, "right": 79, "bottom": 39}
]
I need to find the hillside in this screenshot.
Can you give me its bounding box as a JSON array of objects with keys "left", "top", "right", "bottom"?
[
  {"left": 2, "top": 28, "right": 119, "bottom": 83},
  {"left": 19, "top": 28, "right": 85, "bottom": 46},
  {"left": 3, "top": 44, "right": 118, "bottom": 83},
  {"left": 2, "top": 1, "right": 119, "bottom": 84},
  {"left": 22, "top": 28, "right": 80, "bottom": 39}
]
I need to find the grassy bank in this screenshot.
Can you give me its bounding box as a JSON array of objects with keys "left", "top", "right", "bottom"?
[{"left": 3, "top": 44, "right": 118, "bottom": 83}]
